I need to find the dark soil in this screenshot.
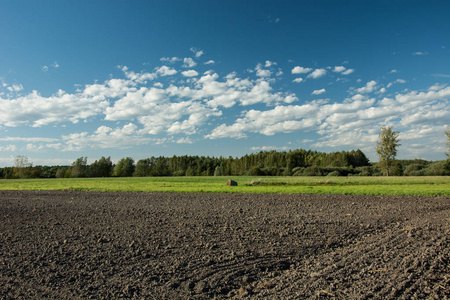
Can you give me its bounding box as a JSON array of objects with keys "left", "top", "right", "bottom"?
[{"left": 0, "top": 190, "right": 449, "bottom": 299}]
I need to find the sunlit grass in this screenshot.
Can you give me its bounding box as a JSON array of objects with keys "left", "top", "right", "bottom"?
[{"left": 0, "top": 176, "right": 449, "bottom": 196}]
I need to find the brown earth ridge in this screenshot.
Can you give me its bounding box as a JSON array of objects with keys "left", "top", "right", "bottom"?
[{"left": 0, "top": 190, "right": 449, "bottom": 299}]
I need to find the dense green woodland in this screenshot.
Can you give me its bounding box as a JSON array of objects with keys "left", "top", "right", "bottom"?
[{"left": 1, "top": 149, "right": 449, "bottom": 179}]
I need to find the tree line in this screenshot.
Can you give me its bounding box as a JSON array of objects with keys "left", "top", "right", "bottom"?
[
  {"left": 1, "top": 125, "right": 449, "bottom": 179},
  {"left": 1, "top": 148, "right": 449, "bottom": 179},
  {"left": 1, "top": 149, "right": 370, "bottom": 179}
]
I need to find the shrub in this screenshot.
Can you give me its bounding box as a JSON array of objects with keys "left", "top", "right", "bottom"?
[
  {"left": 327, "top": 171, "right": 342, "bottom": 177},
  {"left": 404, "top": 164, "right": 426, "bottom": 176}
]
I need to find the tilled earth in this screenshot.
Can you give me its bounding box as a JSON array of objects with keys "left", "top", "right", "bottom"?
[{"left": 0, "top": 190, "right": 449, "bottom": 299}]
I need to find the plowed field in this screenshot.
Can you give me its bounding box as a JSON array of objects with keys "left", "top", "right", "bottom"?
[{"left": 1, "top": 191, "right": 449, "bottom": 299}]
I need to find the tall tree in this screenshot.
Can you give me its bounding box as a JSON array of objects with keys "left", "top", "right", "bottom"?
[
  {"left": 71, "top": 157, "right": 88, "bottom": 178},
  {"left": 376, "top": 126, "right": 401, "bottom": 176},
  {"left": 113, "top": 157, "right": 135, "bottom": 177},
  {"left": 14, "top": 155, "right": 32, "bottom": 178}
]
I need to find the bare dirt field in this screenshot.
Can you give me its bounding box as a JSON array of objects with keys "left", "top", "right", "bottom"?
[{"left": 0, "top": 190, "right": 449, "bottom": 299}]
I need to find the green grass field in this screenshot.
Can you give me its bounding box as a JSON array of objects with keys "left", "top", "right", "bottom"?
[{"left": 0, "top": 176, "right": 449, "bottom": 196}]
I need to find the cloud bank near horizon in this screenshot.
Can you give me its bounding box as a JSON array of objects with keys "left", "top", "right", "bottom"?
[{"left": 0, "top": 50, "right": 449, "bottom": 163}]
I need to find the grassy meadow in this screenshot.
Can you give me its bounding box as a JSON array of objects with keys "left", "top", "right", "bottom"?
[{"left": 0, "top": 176, "right": 449, "bottom": 196}]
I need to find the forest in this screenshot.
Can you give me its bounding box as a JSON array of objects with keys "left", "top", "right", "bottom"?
[{"left": 1, "top": 148, "right": 449, "bottom": 179}]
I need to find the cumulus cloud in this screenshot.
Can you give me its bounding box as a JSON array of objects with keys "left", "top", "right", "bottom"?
[
  {"left": 307, "top": 68, "right": 327, "bottom": 79},
  {"left": 291, "top": 66, "right": 312, "bottom": 74},
  {"left": 255, "top": 64, "right": 272, "bottom": 78},
  {"left": 312, "top": 88, "right": 326, "bottom": 95},
  {"left": 333, "top": 66, "right": 354, "bottom": 75},
  {"left": 206, "top": 83, "right": 450, "bottom": 157},
  {"left": 386, "top": 79, "right": 406, "bottom": 88},
  {"left": 0, "top": 89, "right": 110, "bottom": 127},
  {"left": 7, "top": 84, "right": 23, "bottom": 92},
  {"left": 265, "top": 60, "right": 277, "bottom": 67},
  {"left": 183, "top": 57, "right": 197, "bottom": 68},
  {"left": 176, "top": 137, "right": 193, "bottom": 144},
  {"left": 333, "top": 66, "right": 346, "bottom": 73},
  {"left": 204, "top": 60, "right": 215, "bottom": 65},
  {"left": 181, "top": 70, "right": 199, "bottom": 77},
  {"left": 3, "top": 51, "right": 449, "bottom": 160},
  {"left": 41, "top": 61, "right": 59, "bottom": 72},
  {"left": 63, "top": 123, "right": 151, "bottom": 150},
  {"left": 0, "top": 145, "right": 17, "bottom": 152},
  {"left": 155, "top": 65, "right": 177, "bottom": 76},
  {"left": 354, "top": 80, "right": 377, "bottom": 94}
]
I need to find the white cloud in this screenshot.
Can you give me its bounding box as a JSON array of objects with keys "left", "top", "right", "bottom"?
[
  {"left": 183, "top": 57, "right": 197, "bottom": 68},
  {"left": 160, "top": 57, "right": 181, "bottom": 63},
  {"left": 0, "top": 145, "right": 17, "bottom": 152},
  {"left": 265, "top": 60, "right": 277, "bottom": 67},
  {"left": 250, "top": 146, "right": 290, "bottom": 151},
  {"left": 307, "top": 68, "right": 327, "bottom": 79},
  {"left": 41, "top": 62, "right": 59, "bottom": 72},
  {"left": 333, "top": 66, "right": 354, "bottom": 75},
  {"left": 0, "top": 137, "right": 59, "bottom": 142},
  {"left": 291, "top": 66, "right": 312, "bottom": 74},
  {"left": 0, "top": 89, "right": 110, "bottom": 127},
  {"left": 190, "top": 47, "right": 204, "bottom": 58},
  {"left": 312, "top": 88, "right": 326, "bottom": 95},
  {"left": 176, "top": 137, "right": 193, "bottom": 144},
  {"left": 342, "top": 69, "right": 354, "bottom": 75},
  {"left": 204, "top": 60, "right": 215, "bottom": 65},
  {"left": 63, "top": 123, "right": 150, "bottom": 150},
  {"left": 3, "top": 53, "right": 449, "bottom": 160},
  {"left": 412, "top": 51, "right": 429, "bottom": 56},
  {"left": 386, "top": 79, "right": 407, "bottom": 88},
  {"left": 194, "top": 50, "right": 203, "bottom": 58},
  {"left": 429, "top": 83, "right": 447, "bottom": 91},
  {"left": 207, "top": 83, "right": 450, "bottom": 153},
  {"left": 181, "top": 70, "right": 199, "bottom": 77},
  {"left": 255, "top": 63, "right": 272, "bottom": 77},
  {"left": 355, "top": 80, "right": 377, "bottom": 94},
  {"left": 205, "top": 123, "right": 248, "bottom": 139},
  {"left": 7, "top": 84, "right": 23, "bottom": 92},
  {"left": 333, "top": 66, "right": 346, "bottom": 73},
  {"left": 155, "top": 65, "right": 177, "bottom": 76}
]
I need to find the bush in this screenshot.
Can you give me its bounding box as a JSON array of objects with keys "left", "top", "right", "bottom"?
[
  {"left": 404, "top": 164, "right": 426, "bottom": 176},
  {"left": 422, "top": 161, "right": 450, "bottom": 176},
  {"left": 327, "top": 171, "right": 342, "bottom": 177}
]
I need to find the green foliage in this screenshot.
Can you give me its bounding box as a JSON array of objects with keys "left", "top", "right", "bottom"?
[
  {"left": 71, "top": 157, "right": 88, "bottom": 178},
  {"left": 113, "top": 157, "right": 135, "bottom": 177},
  {"left": 2, "top": 148, "right": 450, "bottom": 180},
  {"left": 213, "top": 166, "right": 222, "bottom": 176},
  {"left": 90, "top": 156, "right": 113, "bottom": 177},
  {"left": 56, "top": 167, "right": 68, "bottom": 178},
  {"left": 376, "top": 126, "right": 401, "bottom": 176},
  {"left": 13, "top": 155, "right": 32, "bottom": 179}
]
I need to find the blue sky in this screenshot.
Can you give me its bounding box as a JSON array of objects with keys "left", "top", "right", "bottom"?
[{"left": 1, "top": 0, "right": 449, "bottom": 166}]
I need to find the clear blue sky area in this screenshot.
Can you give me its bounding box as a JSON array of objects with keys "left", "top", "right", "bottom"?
[{"left": 0, "top": 0, "right": 449, "bottom": 166}]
